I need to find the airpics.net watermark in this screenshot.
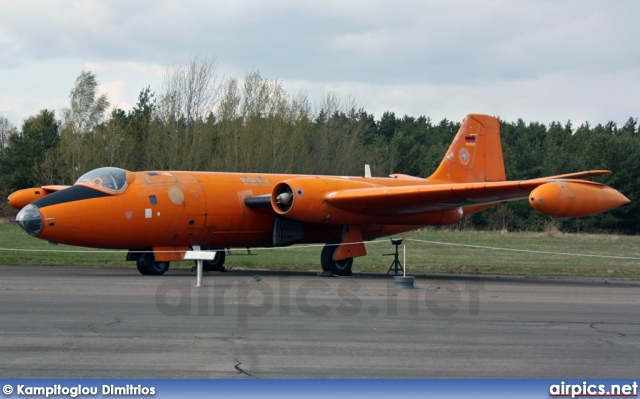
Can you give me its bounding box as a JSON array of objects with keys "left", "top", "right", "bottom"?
[
  {"left": 549, "top": 381, "right": 638, "bottom": 398},
  {"left": 155, "top": 278, "right": 484, "bottom": 327}
]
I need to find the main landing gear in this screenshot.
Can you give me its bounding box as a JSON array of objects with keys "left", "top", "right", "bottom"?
[
  {"left": 135, "top": 252, "right": 170, "bottom": 276},
  {"left": 320, "top": 239, "right": 353, "bottom": 276},
  {"left": 202, "top": 250, "right": 226, "bottom": 272}
]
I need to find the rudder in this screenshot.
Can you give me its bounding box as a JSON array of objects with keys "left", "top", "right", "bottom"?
[{"left": 428, "top": 114, "right": 506, "bottom": 183}]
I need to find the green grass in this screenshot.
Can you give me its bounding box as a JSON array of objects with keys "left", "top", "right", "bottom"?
[{"left": 1, "top": 224, "right": 639, "bottom": 277}]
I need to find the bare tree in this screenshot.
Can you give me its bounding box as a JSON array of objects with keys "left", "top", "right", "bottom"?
[
  {"left": 310, "top": 91, "right": 366, "bottom": 175},
  {"left": 0, "top": 117, "right": 17, "bottom": 159},
  {"left": 154, "top": 56, "right": 222, "bottom": 170},
  {"left": 157, "top": 56, "right": 221, "bottom": 124},
  {"left": 58, "top": 71, "right": 110, "bottom": 182}
]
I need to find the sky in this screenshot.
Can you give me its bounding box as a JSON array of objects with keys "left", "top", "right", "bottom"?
[{"left": 1, "top": 0, "right": 639, "bottom": 129}]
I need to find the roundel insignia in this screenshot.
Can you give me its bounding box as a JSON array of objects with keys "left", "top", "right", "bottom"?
[{"left": 459, "top": 148, "right": 470, "bottom": 165}]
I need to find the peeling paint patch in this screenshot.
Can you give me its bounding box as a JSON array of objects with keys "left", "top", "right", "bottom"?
[
  {"left": 237, "top": 189, "right": 253, "bottom": 204},
  {"left": 168, "top": 186, "right": 185, "bottom": 205},
  {"left": 125, "top": 210, "right": 133, "bottom": 220},
  {"left": 240, "top": 176, "right": 271, "bottom": 186}
]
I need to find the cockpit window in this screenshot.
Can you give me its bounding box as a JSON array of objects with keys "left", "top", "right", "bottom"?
[{"left": 75, "top": 167, "right": 129, "bottom": 194}]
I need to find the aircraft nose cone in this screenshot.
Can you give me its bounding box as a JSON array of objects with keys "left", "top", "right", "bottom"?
[{"left": 16, "top": 204, "right": 43, "bottom": 236}]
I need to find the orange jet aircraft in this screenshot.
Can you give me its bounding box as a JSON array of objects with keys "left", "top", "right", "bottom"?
[{"left": 8, "top": 114, "right": 630, "bottom": 276}]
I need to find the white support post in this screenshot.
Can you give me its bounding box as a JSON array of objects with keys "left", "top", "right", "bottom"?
[
  {"left": 194, "top": 245, "right": 202, "bottom": 287},
  {"left": 394, "top": 235, "right": 414, "bottom": 289},
  {"left": 183, "top": 245, "right": 216, "bottom": 288},
  {"left": 403, "top": 235, "right": 406, "bottom": 277},
  {"left": 196, "top": 260, "right": 203, "bottom": 287}
]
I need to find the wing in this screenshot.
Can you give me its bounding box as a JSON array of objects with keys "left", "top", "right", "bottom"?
[{"left": 324, "top": 170, "right": 612, "bottom": 216}]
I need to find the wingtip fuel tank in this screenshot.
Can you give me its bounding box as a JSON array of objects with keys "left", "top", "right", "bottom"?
[
  {"left": 8, "top": 188, "right": 48, "bottom": 211},
  {"left": 529, "top": 180, "right": 630, "bottom": 218},
  {"left": 8, "top": 185, "right": 71, "bottom": 211}
]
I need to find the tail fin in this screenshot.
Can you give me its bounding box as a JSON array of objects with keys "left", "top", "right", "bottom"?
[{"left": 428, "top": 114, "right": 506, "bottom": 183}]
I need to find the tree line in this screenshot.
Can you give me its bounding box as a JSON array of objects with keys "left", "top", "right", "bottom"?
[{"left": 1, "top": 58, "right": 638, "bottom": 233}]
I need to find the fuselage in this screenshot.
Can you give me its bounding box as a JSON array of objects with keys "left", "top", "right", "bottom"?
[{"left": 15, "top": 167, "right": 454, "bottom": 255}]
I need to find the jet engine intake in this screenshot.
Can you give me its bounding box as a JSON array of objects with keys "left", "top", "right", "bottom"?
[{"left": 270, "top": 177, "right": 380, "bottom": 223}]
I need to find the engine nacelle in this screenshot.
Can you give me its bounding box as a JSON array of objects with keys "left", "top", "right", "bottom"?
[
  {"left": 529, "top": 180, "right": 629, "bottom": 218},
  {"left": 271, "top": 177, "right": 380, "bottom": 224},
  {"left": 271, "top": 177, "right": 465, "bottom": 226}
]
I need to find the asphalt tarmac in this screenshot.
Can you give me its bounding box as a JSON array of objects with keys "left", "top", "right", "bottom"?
[{"left": 1, "top": 265, "right": 639, "bottom": 378}]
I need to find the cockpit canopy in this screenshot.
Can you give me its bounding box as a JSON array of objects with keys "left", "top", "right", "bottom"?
[{"left": 74, "top": 167, "right": 135, "bottom": 194}]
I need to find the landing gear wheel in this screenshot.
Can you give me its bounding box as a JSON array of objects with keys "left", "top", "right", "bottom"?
[
  {"left": 321, "top": 239, "right": 353, "bottom": 276},
  {"left": 203, "top": 250, "right": 226, "bottom": 272},
  {"left": 136, "top": 259, "right": 151, "bottom": 275},
  {"left": 136, "top": 252, "right": 170, "bottom": 276}
]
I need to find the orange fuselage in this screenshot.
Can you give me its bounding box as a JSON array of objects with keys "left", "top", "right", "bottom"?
[{"left": 31, "top": 171, "right": 456, "bottom": 255}]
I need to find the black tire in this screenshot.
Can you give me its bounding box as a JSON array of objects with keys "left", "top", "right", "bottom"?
[
  {"left": 136, "top": 253, "right": 170, "bottom": 276},
  {"left": 320, "top": 239, "right": 353, "bottom": 276},
  {"left": 203, "top": 250, "right": 226, "bottom": 272},
  {"left": 136, "top": 260, "right": 151, "bottom": 275}
]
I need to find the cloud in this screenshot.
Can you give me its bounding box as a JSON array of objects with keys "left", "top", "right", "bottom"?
[
  {"left": 283, "top": 67, "right": 640, "bottom": 125},
  {"left": 3, "top": 1, "right": 637, "bottom": 80},
  {"left": 0, "top": 58, "right": 166, "bottom": 123},
  {"left": 0, "top": 0, "right": 638, "bottom": 126}
]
